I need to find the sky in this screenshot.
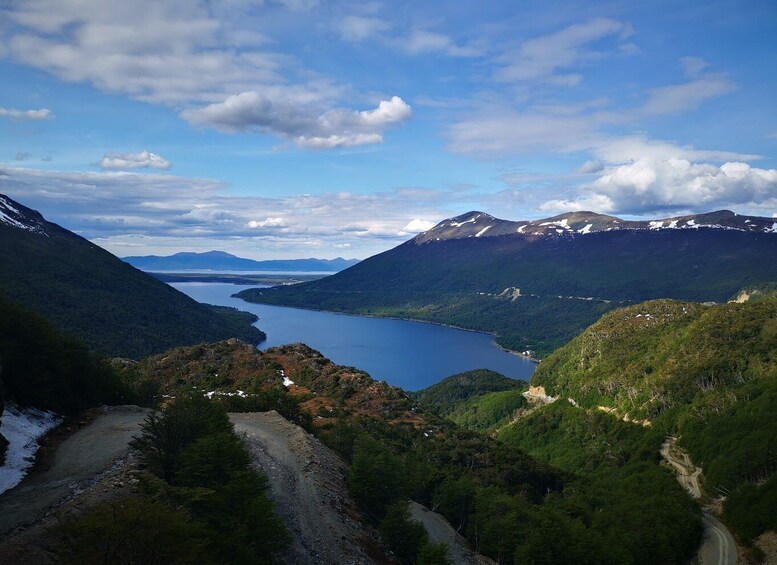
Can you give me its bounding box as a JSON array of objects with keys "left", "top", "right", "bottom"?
[{"left": 0, "top": 0, "right": 776, "bottom": 260}]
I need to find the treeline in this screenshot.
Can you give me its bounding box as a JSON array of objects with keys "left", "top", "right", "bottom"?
[
  {"left": 54, "top": 394, "right": 288, "bottom": 564},
  {"left": 0, "top": 293, "right": 128, "bottom": 415}
]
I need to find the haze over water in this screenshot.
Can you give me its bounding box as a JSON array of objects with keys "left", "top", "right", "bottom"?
[{"left": 172, "top": 282, "right": 536, "bottom": 391}]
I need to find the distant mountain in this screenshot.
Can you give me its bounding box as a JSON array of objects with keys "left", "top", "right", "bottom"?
[
  {"left": 237, "top": 209, "right": 777, "bottom": 357},
  {"left": 0, "top": 194, "right": 264, "bottom": 358},
  {"left": 413, "top": 209, "right": 777, "bottom": 243},
  {"left": 123, "top": 251, "right": 359, "bottom": 272}
]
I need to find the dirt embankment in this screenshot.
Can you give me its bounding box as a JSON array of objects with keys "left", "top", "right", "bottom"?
[{"left": 230, "top": 411, "right": 383, "bottom": 564}]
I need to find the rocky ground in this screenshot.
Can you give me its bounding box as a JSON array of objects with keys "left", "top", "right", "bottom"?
[{"left": 230, "top": 411, "right": 387, "bottom": 564}]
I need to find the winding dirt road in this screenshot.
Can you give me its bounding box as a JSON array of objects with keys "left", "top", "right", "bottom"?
[{"left": 660, "top": 437, "right": 737, "bottom": 565}]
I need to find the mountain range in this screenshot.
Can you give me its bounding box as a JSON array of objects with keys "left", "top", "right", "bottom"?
[
  {"left": 0, "top": 194, "right": 263, "bottom": 358},
  {"left": 237, "top": 209, "right": 777, "bottom": 357},
  {"left": 123, "top": 251, "right": 359, "bottom": 272}
]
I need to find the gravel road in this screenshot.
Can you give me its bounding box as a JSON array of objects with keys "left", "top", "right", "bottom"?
[
  {"left": 230, "top": 411, "right": 378, "bottom": 565},
  {"left": 0, "top": 405, "right": 149, "bottom": 537},
  {"left": 409, "top": 501, "right": 496, "bottom": 565},
  {"left": 660, "top": 436, "right": 738, "bottom": 565}
]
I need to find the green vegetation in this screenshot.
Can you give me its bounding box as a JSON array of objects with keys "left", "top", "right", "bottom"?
[
  {"left": 0, "top": 293, "right": 128, "bottom": 414},
  {"left": 0, "top": 209, "right": 264, "bottom": 358},
  {"left": 237, "top": 229, "right": 777, "bottom": 357},
  {"left": 56, "top": 394, "right": 288, "bottom": 564},
  {"left": 415, "top": 369, "right": 526, "bottom": 414},
  {"left": 415, "top": 369, "right": 529, "bottom": 432},
  {"left": 520, "top": 292, "right": 777, "bottom": 546}
]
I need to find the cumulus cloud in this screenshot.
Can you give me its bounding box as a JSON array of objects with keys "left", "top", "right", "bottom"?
[
  {"left": 337, "top": 15, "right": 391, "bottom": 42},
  {"left": 99, "top": 150, "right": 172, "bottom": 170},
  {"left": 403, "top": 218, "right": 436, "bottom": 232},
  {"left": 184, "top": 94, "right": 412, "bottom": 148},
  {"left": 542, "top": 158, "right": 777, "bottom": 215},
  {"left": 2, "top": 0, "right": 412, "bottom": 149},
  {"left": 247, "top": 217, "right": 287, "bottom": 229},
  {"left": 0, "top": 107, "right": 52, "bottom": 120},
  {"left": 496, "top": 18, "right": 631, "bottom": 84}
]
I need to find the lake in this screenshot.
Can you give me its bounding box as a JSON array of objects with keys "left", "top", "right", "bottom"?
[{"left": 171, "top": 282, "right": 536, "bottom": 391}]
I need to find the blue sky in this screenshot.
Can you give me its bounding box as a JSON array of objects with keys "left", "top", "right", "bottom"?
[{"left": 1, "top": 0, "right": 775, "bottom": 259}]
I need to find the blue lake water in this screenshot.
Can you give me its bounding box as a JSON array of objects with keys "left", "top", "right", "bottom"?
[{"left": 171, "top": 282, "right": 536, "bottom": 391}]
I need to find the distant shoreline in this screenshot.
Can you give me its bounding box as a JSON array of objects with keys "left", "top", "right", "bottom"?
[{"left": 231, "top": 289, "right": 541, "bottom": 364}]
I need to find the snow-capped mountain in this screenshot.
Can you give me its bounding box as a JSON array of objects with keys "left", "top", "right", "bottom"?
[
  {"left": 413, "top": 210, "right": 777, "bottom": 244},
  {"left": 0, "top": 195, "right": 49, "bottom": 236}
]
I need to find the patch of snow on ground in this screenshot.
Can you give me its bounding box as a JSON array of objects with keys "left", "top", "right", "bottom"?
[
  {"left": 686, "top": 219, "right": 697, "bottom": 227},
  {"left": 667, "top": 220, "right": 679, "bottom": 228},
  {"left": 765, "top": 222, "right": 777, "bottom": 233},
  {"left": 283, "top": 377, "right": 295, "bottom": 387},
  {"left": 0, "top": 403, "right": 62, "bottom": 495},
  {"left": 649, "top": 221, "right": 663, "bottom": 229},
  {"left": 578, "top": 224, "right": 593, "bottom": 234},
  {"left": 517, "top": 224, "right": 526, "bottom": 233},
  {"left": 475, "top": 225, "right": 492, "bottom": 237}
]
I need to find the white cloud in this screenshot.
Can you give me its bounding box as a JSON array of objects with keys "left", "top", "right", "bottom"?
[
  {"left": 0, "top": 106, "right": 52, "bottom": 120},
  {"left": 337, "top": 15, "right": 391, "bottom": 42},
  {"left": 247, "top": 217, "right": 287, "bottom": 229},
  {"left": 642, "top": 76, "right": 735, "bottom": 115},
  {"left": 399, "top": 30, "right": 482, "bottom": 58},
  {"left": 99, "top": 150, "right": 172, "bottom": 170},
  {"left": 577, "top": 160, "right": 604, "bottom": 174},
  {"left": 2, "top": 0, "right": 413, "bottom": 149},
  {"left": 403, "top": 218, "right": 436, "bottom": 232},
  {"left": 496, "top": 18, "right": 630, "bottom": 84},
  {"left": 184, "top": 93, "right": 412, "bottom": 148},
  {"left": 542, "top": 158, "right": 777, "bottom": 215}
]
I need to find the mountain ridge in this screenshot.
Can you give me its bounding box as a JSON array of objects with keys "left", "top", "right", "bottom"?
[
  {"left": 123, "top": 251, "right": 359, "bottom": 272},
  {"left": 413, "top": 208, "right": 777, "bottom": 244},
  {"left": 0, "top": 194, "right": 264, "bottom": 358}
]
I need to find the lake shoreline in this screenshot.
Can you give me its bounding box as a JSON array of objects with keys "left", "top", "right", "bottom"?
[{"left": 231, "top": 291, "right": 541, "bottom": 364}]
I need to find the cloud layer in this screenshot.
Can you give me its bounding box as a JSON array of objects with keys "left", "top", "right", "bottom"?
[
  {"left": 99, "top": 151, "right": 172, "bottom": 170},
  {"left": 184, "top": 94, "right": 412, "bottom": 148}
]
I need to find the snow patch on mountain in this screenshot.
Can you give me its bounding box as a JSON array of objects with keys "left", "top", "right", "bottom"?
[{"left": 0, "top": 195, "right": 48, "bottom": 236}]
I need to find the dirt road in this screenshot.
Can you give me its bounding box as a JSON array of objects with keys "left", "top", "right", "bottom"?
[
  {"left": 230, "top": 411, "right": 378, "bottom": 565},
  {"left": 0, "top": 405, "right": 149, "bottom": 537},
  {"left": 409, "top": 501, "right": 496, "bottom": 565},
  {"left": 660, "top": 437, "right": 737, "bottom": 565}
]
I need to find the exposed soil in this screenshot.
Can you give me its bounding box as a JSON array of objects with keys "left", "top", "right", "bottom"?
[{"left": 230, "top": 411, "right": 385, "bottom": 565}]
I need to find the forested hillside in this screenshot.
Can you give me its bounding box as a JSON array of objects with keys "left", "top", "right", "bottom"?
[
  {"left": 500, "top": 291, "right": 777, "bottom": 550},
  {"left": 0, "top": 194, "right": 264, "bottom": 358},
  {"left": 238, "top": 211, "right": 777, "bottom": 357}
]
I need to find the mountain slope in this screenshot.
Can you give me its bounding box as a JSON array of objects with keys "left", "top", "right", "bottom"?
[
  {"left": 0, "top": 194, "right": 264, "bottom": 358},
  {"left": 123, "top": 250, "right": 359, "bottom": 272},
  {"left": 505, "top": 292, "right": 777, "bottom": 547},
  {"left": 237, "top": 209, "right": 777, "bottom": 357}
]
